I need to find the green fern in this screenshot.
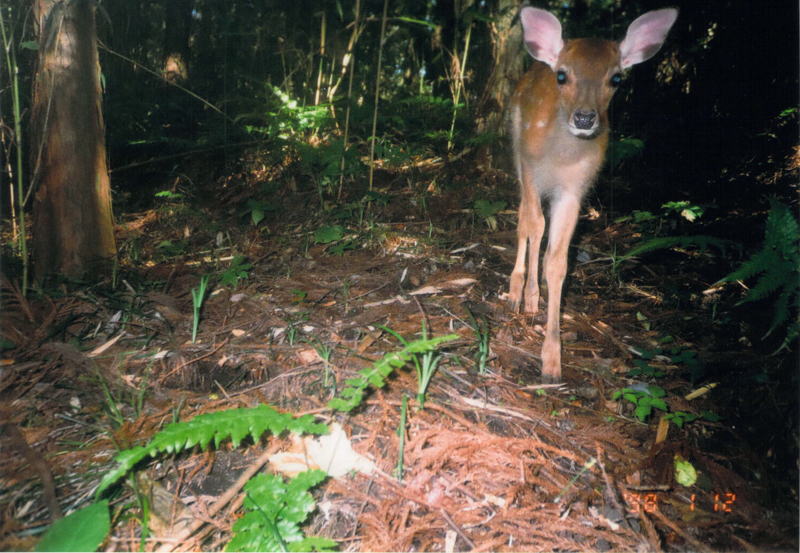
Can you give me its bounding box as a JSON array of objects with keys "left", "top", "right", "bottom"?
[
  {"left": 719, "top": 198, "right": 800, "bottom": 349},
  {"left": 225, "top": 470, "right": 336, "bottom": 552},
  {"left": 621, "top": 234, "right": 740, "bottom": 261},
  {"left": 96, "top": 405, "right": 327, "bottom": 498},
  {"left": 329, "top": 333, "right": 459, "bottom": 412},
  {"left": 609, "top": 137, "right": 645, "bottom": 170}
]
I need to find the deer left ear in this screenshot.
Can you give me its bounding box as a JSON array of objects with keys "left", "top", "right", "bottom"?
[{"left": 619, "top": 8, "right": 678, "bottom": 70}]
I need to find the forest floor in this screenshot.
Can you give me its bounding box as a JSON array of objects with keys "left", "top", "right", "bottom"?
[{"left": 1, "top": 147, "right": 798, "bottom": 552}]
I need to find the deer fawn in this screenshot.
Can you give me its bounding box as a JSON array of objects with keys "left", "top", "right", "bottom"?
[{"left": 508, "top": 6, "right": 678, "bottom": 382}]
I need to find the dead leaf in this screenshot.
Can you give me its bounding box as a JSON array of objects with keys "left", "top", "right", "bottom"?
[
  {"left": 270, "top": 423, "right": 375, "bottom": 478},
  {"left": 296, "top": 348, "right": 319, "bottom": 364},
  {"left": 409, "top": 285, "right": 441, "bottom": 296},
  {"left": 87, "top": 334, "right": 122, "bottom": 357},
  {"left": 655, "top": 417, "right": 670, "bottom": 445}
]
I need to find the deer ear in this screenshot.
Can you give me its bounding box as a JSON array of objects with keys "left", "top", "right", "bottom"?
[
  {"left": 619, "top": 8, "right": 678, "bottom": 70},
  {"left": 519, "top": 7, "right": 564, "bottom": 70}
]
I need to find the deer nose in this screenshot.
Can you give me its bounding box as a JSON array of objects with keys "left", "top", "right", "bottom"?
[{"left": 573, "top": 110, "right": 596, "bottom": 130}]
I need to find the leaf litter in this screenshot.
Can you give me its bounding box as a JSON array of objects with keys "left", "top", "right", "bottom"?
[{"left": 0, "top": 153, "right": 797, "bottom": 552}]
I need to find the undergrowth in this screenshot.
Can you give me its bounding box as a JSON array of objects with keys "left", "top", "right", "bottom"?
[
  {"left": 95, "top": 405, "right": 328, "bottom": 496},
  {"left": 718, "top": 198, "right": 799, "bottom": 353},
  {"left": 37, "top": 329, "right": 458, "bottom": 551}
]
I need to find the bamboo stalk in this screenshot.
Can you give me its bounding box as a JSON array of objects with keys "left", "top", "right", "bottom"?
[
  {"left": 447, "top": 19, "right": 472, "bottom": 152},
  {"left": 1, "top": 6, "right": 29, "bottom": 293},
  {"left": 338, "top": 0, "right": 361, "bottom": 200},
  {"left": 368, "top": 0, "right": 390, "bottom": 192},
  {"left": 314, "top": 11, "right": 326, "bottom": 106}
]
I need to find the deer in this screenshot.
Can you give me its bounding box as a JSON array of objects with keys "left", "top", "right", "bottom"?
[{"left": 507, "top": 6, "right": 678, "bottom": 383}]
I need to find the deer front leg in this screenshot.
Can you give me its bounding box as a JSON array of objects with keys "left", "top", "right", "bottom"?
[
  {"left": 509, "top": 163, "right": 545, "bottom": 313},
  {"left": 523, "top": 188, "right": 545, "bottom": 314},
  {"left": 508, "top": 221, "right": 527, "bottom": 312},
  {"left": 541, "top": 192, "right": 581, "bottom": 382}
]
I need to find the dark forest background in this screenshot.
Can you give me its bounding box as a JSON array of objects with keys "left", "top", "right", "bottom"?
[{"left": 3, "top": 0, "right": 797, "bottom": 216}]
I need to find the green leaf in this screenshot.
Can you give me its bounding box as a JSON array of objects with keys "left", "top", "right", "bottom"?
[
  {"left": 674, "top": 456, "right": 698, "bottom": 487},
  {"left": 290, "top": 536, "right": 338, "bottom": 552},
  {"left": 329, "top": 240, "right": 357, "bottom": 256},
  {"left": 665, "top": 414, "right": 683, "bottom": 428},
  {"left": 622, "top": 392, "right": 639, "bottom": 404},
  {"left": 644, "top": 397, "right": 668, "bottom": 411},
  {"left": 226, "top": 470, "right": 330, "bottom": 552},
  {"left": 314, "top": 225, "right": 344, "bottom": 244},
  {"left": 634, "top": 404, "right": 652, "bottom": 421},
  {"left": 474, "top": 200, "right": 507, "bottom": 218},
  {"left": 35, "top": 501, "right": 109, "bottom": 552}
]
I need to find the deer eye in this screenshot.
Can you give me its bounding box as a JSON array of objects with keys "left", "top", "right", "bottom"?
[
  {"left": 610, "top": 73, "right": 622, "bottom": 87},
  {"left": 556, "top": 71, "right": 567, "bottom": 85}
]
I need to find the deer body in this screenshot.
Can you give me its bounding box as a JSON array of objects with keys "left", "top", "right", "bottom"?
[{"left": 508, "top": 7, "right": 677, "bottom": 382}]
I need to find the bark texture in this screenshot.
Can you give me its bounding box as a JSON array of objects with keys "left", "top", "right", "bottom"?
[{"left": 31, "top": 0, "right": 116, "bottom": 280}]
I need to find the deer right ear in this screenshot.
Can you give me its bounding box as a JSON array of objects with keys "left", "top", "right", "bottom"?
[{"left": 519, "top": 7, "right": 564, "bottom": 70}]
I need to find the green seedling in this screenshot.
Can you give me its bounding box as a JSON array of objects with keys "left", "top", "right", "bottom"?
[
  {"left": 395, "top": 396, "right": 408, "bottom": 483},
  {"left": 241, "top": 198, "right": 280, "bottom": 227},
  {"left": 227, "top": 471, "right": 336, "bottom": 552},
  {"left": 473, "top": 199, "right": 507, "bottom": 231},
  {"left": 305, "top": 336, "right": 335, "bottom": 388},
  {"left": 612, "top": 385, "right": 668, "bottom": 422},
  {"left": 626, "top": 358, "right": 666, "bottom": 379},
  {"left": 286, "top": 323, "right": 298, "bottom": 346},
  {"left": 380, "top": 323, "right": 444, "bottom": 410},
  {"left": 466, "top": 308, "right": 490, "bottom": 375},
  {"left": 219, "top": 255, "right": 252, "bottom": 288},
  {"left": 663, "top": 411, "right": 698, "bottom": 428},
  {"left": 191, "top": 274, "right": 211, "bottom": 343}
]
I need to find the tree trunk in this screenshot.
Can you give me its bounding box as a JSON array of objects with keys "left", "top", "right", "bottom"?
[
  {"left": 163, "top": 0, "right": 193, "bottom": 82},
  {"left": 475, "top": 0, "right": 524, "bottom": 164},
  {"left": 31, "top": 0, "right": 115, "bottom": 281}
]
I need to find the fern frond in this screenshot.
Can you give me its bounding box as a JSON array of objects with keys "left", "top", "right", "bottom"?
[
  {"left": 328, "top": 333, "right": 459, "bottom": 412},
  {"left": 96, "top": 405, "right": 327, "bottom": 498},
  {"left": 765, "top": 287, "right": 793, "bottom": 338},
  {"left": 764, "top": 199, "right": 800, "bottom": 263},
  {"left": 721, "top": 247, "right": 775, "bottom": 285},
  {"left": 621, "top": 235, "right": 740, "bottom": 261},
  {"left": 734, "top": 249, "right": 790, "bottom": 304},
  {"left": 720, "top": 198, "right": 800, "bottom": 349}
]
